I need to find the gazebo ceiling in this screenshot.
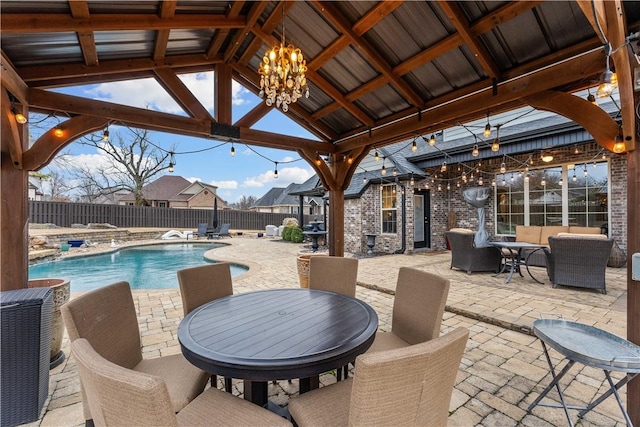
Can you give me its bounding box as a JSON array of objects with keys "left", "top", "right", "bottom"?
[{"left": 1, "top": 1, "right": 639, "bottom": 156}]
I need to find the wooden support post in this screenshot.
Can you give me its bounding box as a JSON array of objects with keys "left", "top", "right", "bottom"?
[
  {"left": 627, "top": 136, "right": 639, "bottom": 424},
  {"left": 328, "top": 189, "right": 345, "bottom": 257},
  {"left": 1, "top": 101, "right": 28, "bottom": 291}
]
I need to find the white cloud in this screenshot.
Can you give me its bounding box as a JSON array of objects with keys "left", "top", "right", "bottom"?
[
  {"left": 211, "top": 180, "right": 238, "bottom": 190},
  {"left": 242, "top": 166, "right": 314, "bottom": 189},
  {"left": 185, "top": 177, "right": 201, "bottom": 183},
  {"left": 83, "top": 72, "right": 252, "bottom": 114}
]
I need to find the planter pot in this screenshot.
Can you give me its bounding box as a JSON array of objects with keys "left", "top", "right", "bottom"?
[
  {"left": 296, "top": 254, "right": 327, "bottom": 288},
  {"left": 28, "top": 278, "right": 70, "bottom": 369}
]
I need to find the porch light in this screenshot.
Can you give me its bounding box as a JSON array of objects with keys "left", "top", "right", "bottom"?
[{"left": 541, "top": 152, "right": 554, "bottom": 163}]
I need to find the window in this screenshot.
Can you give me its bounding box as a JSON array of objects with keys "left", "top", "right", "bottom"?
[
  {"left": 495, "top": 161, "right": 608, "bottom": 235},
  {"left": 381, "top": 184, "right": 397, "bottom": 233},
  {"left": 158, "top": 201, "right": 167, "bottom": 208}
]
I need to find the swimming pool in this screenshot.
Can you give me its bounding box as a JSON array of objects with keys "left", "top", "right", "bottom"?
[{"left": 28, "top": 243, "right": 248, "bottom": 291}]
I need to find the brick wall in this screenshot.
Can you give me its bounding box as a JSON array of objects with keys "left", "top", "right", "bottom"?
[{"left": 341, "top": 141, "right": 627, "bottom": 255}]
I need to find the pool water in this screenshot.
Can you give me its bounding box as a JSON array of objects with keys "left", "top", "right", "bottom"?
[{"left": 29, "top": 243, "right": 247, "bottom": 291}]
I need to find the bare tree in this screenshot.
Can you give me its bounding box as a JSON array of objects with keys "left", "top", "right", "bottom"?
[
  {"left": 69, "top": 128, "right": 174, "bottom": 206},
  {"left": 232, "top": 195, "right": 257, "bottom": 210}
]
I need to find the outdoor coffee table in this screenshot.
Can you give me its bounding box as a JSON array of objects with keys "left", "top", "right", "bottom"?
[
  {"left": 178, "top": 288, "right": 378, "bottom": 412},
  {"left": 489, "top": 241, "right": 546, "bottom": 284},
  {"left": 528, "top": 319, "right": 640, "bottom": 427}
]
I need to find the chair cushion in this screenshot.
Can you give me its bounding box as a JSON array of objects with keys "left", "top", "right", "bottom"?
[
  {"left": 539, "top": 226, "right": 569, "bottom": 245},
  {"left": 288, "top": 378, "right": 353, "bottom": 427},
  {"left": 515, "top": 225, "right": 542, "bottom": 244},
  {"left": 135, "top": 354, "right": 209, "bottom": 413},
  {"left": 556, "top": 232, "right": 607, "bottom": 239},
  {"left": 448, "top": 228, "right": 474, "bottom": 234},
  {"left": 177, "top": 387, "right": 292, "bottom": 427},
  {"left": 568, "top": 226, "right": 601, "bottom": 234},
  {"left": 366, "top": 331, "right": 410, "bottom": 353}
]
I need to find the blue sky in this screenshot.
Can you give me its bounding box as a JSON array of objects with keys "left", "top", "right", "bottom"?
[{"left": 41, "top": 71, "right": 318, "bottom": 203}]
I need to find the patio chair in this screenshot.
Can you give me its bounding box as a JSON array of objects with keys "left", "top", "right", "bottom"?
[
  {"left": 309, "top": 255, "right": 358, "bottom": 380},
  {"left": 445, "top": 229, "right": 502, "bottom": 274},
  {"left": 70, "top": 338, "right": 292, "bottom": 427},
  {"left": 366, "top": 267, "right": 449, "bottom": 354},
  {"left": 195, "top": 223, "right": 209, "bottom": 239},
  {"left": 177, "top": 263, "right": 233, "bottom": 392},
  {"left": 288, "top": 327, "right": 469, "bottom": 427},
  {"left": 61, "top": 281, "right": 209, "bottom": 425},
  {"left": 545, "top": 236, "right": 614, "bottom": 294},
  {"left": 211, "top": 223, "right": 231, "bottom": 238}
]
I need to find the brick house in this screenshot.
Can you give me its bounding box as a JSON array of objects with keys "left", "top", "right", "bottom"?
[
  {"left": 305, "top": 102, "right": 627, "bottom": 257},
  {"left": 252, "top": 181, "right": 325, "bottom": 217},
  {"left": 118, "top": 175, "right": 226, "bottom": 209}
]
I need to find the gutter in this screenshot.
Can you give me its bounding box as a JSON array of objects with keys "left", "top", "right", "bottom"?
[{"left": 394, "top": 182, "right": 406, "bottom": 254}]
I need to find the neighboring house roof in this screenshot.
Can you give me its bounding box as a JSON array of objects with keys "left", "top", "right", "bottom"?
[
  {"left": 28, "top": 177, "right": 44, "bottom": 195},
  {"left": 118, "top": 175, "right": 225, "bottom": 205},
  {"left": 253, "top": 182, "right": 324, "bottom": 208}
]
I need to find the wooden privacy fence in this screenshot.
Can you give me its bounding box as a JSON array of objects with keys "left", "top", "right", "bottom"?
[{"left": 29, "top": 201, "right": 310, "bottom": 231}]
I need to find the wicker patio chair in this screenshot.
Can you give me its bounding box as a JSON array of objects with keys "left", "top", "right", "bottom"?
[
  {"left": 365, "top": 267, "right": 449, "bottom": 354},
  {"left": 545, "top": 236, "right": 614, "bottom": 294},
  {"left": 61, "top": 281, "right": 209, "bottom": 425},
  {"left": 288, "top": 327, "right": 469, "bottom": 427},
  {"left": 177, "top": 263, "right": 233, "bottom": 391},
  {"left": 445, "top": 230, "right": 502, "bottom": 274},
  {"left": 71, "top": 338, "right": 292, "bottom": 427},
  {"left": 308, "top": 255, "right": 358, "bottom": 380}
]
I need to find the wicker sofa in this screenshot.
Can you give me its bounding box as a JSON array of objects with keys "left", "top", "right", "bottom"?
[
  {"left": 512, "top": 225, "right": 602, "bottom": 267},
  {"left": 544, "top": 235, "right": 614, "bottom": 294},
  {"left": 445, "top": 229, "right": 502, "bottom": 275}
]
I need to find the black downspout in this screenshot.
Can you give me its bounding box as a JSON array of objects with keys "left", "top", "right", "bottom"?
[
  {"left": 394, "top": 183, "right": 406, "bottom": 254},
  {"left": 298, "top": 195, "right": 304, "bottom": 227}
]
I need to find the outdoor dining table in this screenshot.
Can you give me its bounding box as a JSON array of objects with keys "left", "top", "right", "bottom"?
[
  {"left": 489, "top": 241, "right": 546, "bottom": 284},
  {"left": 528, "top": 319, "right": 640, "bottom": 427},
  {"left": 177, "top": 288, "right": 378, "bottom": 412}
]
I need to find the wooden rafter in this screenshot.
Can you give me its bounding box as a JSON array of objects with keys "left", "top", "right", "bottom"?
[
  {"left": 0, "top": 14, "right": 246, "bottom": 32},
  {"left": 69, "top": 1, "right": 98, "bottom": 66},
  {"left": 153, "top": 0, "right": 177, "bottom": 61},
  {"left": 237, "top": 1, "right": 295, "bottom": 66},
  {"left": 437, "top": 1, "right": 501, "bottom": 79},
  {"left": 223, "top": 2, "right": 269, "bottom": 63},
  {"left": 313, "top": 1, "right": 422, "bottom": 108},
  {"left": 207, "top": 1, "right": 246, "bottom": 58}
]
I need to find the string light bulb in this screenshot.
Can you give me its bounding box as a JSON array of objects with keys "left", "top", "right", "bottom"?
[
  {"left": 381, "top": 162, "right": 386, "bottom": 176},
  {"left": 440, "top": 161, "right": 447, "bottom": 172},
  {"left": 411, "top": 139, "right": 417, "bottom": 152},
  {"left": 315, "top": 154, "right": 322, "bottom": 166},
  {"left": 478, "top": 176, "right": 483, "bottom": 186},
  {"left": 54, "top": 125, "right": 64, "bottom": 138},
  {"left": 168, "top": 152, "right": 176, "bottom": 173},
  {"left": 274, "top": 162, "right": 279, "bottom": 178},
  {"left": 410, "top": 173, "right": 414, "bottom": 186},
  {"left": 612, "top": 132, "right": 626, "bottom": 153},
  {"left": 472, "top": 145, "right": 479, "bottom": 157},
  {"left": 491, "top": 125, "right": 501, "bottom": 152},
  {"left": 483, "top": 111, "right": 491, "bottom": 138},
  {"left": 374, "top": 150, "right": 379, "bottom": 161},
  {"left": 429, "top": 134, "right": 436, "bottom": 146},
  {"left": 346, "top": 154, "right": 353, "bottom": 164},
  {"left": 572, "top": 169, "right": 577, "bottom": 182},
  {"left": 500, "top": 162, "right": 506, "bottom": 174},
  {"left": 541, "top": 175, "right": 546, "bottom": 186},
  {"left": 596, "top": 43, "right": 617, "bottom": 98},
  {"left": 230, "top": 143, "right": 235, "bottom": 157},
  {"left": 12, "top": 107, "right": 27, "bottom": 124},
  {"left": 102, "top": 127, "right": 109, "bottom": 141}
]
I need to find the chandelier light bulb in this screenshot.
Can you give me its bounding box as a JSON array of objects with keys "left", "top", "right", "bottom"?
[{"left": 258, "top": 8, "right": 309, "bottom": 112}]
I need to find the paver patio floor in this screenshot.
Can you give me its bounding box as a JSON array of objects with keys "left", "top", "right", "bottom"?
[{"left": 28, "top": 233, "right": 631, "bottom": 426}]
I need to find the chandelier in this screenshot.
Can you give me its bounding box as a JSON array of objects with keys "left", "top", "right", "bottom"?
[{"left": 258, "top": 8, "right": 309, "bottom": 112}]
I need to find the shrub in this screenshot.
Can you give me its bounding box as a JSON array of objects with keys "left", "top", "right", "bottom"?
[
  {"left": 282, "top": 226, "right": 293, "bottom": 241},
  {"left": 290, "top": 227, "right": 304, "bottom": 243}
]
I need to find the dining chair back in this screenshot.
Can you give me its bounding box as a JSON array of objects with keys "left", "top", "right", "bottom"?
[
  {"left": 288, "top": 327, "right": 469, "bottom": 427},
  {"left": 177, "top": 263, "right": 233, "bottom": 316},
  {"left": 365, "top": 267, "right": 450, "bottom": 355},
  {"left": 309, "top": 256, "right": 358, "bottom": 297},
  {"left": 61, "top": 281, "right": 208, "bottom": 423},
  {"left": 392, "top": 267, "right": 450, "bottom": 344},
  {"left": 71, "top": 338, "right": 292, "bottom": 427}
]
